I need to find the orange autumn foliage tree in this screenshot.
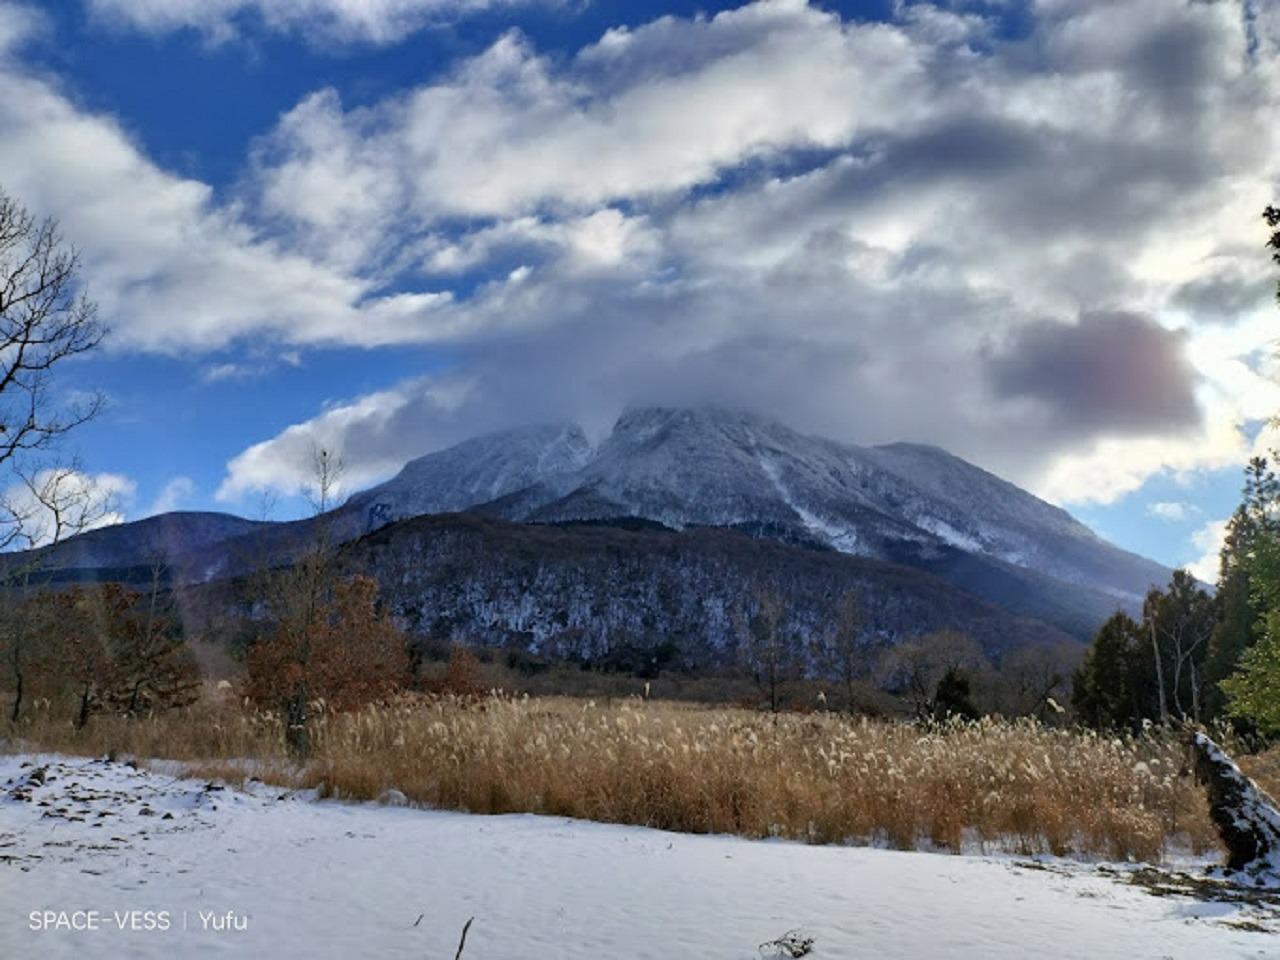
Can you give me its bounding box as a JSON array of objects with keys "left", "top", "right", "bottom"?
[
  {"left": 245, "top": 575, "right": 410, "bottom": 755},
  {"left": 6, "top": 582, "right": 200, "bottom": 728}
]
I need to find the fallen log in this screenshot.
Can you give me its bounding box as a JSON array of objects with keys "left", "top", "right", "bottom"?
[{"left": 1187, "top": 732, "right": 1280, "bottom": 884}]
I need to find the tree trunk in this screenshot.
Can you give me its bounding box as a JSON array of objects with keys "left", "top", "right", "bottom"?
[
  {"left": 1151, "top": 621, "right": 1169, "bottom": 724},
  {"left": 10, "top": 665, "right": 22, "bottom": 724},
  {"left": 1189, "top": 661, "right": 1201, "bottom": 724},
  {"left": 9, "top": 647, "right": 21, "bottom": 721},
  {"left": 1187, "top": 733, "right": 1280, "bottom": 881},
  {"left": 76, "top": 684, "right": 92, "bottom": 730},
  {"left": 1170, "top": 648, "right": 1184, "bottom": 720},
  {"left": 284, "top": 686, "right": 309, "bottom": 758}
]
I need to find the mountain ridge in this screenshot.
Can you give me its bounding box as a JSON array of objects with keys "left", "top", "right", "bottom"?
[
  {"left": 352, "top": 405, "right": 1170, "bottom": 608},
  {"left": 4, "top": 406, "right": 1173, "bottom": 644}
]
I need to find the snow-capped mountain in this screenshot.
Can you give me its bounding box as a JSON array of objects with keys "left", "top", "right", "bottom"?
[
  {"left": 345, "top": 422, "right": 592, "bottom": 529},
  {"left": 352, "top": 406, "right": 1171, "bottom": 610},
  {"left": 11, "top": 406, "right": 1171, "bottom": 643}
]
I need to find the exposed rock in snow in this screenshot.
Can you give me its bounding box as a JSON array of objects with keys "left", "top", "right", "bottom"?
[{"left": 1190, "top": 733, "right": 1280, "bottom": 884}]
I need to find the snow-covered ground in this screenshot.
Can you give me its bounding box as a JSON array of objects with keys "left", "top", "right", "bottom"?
[{"left": 0, "top": 754, "right": 1275, "bottom": 959}]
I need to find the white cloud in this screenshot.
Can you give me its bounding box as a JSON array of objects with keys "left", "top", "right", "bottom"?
[
  {"left": 202, "top": 363, "right": 251, "bottom": 383},
  {"left": 1034, "top": 397, "right": 1251, "bottom": 506},
  {"left": 216, "top": 375, "right": 476, "bottom": 500},
  {"left": 0, "top": 0, "right": 1275, "bottom": 514},
  {"left": 0, "top": 27, "right": 456, "bottom": 351},
  {"left": 1147, "top": 501, "right": 1200, "bottom": 523},
  {"left": 253, "top": 7, "right": 939, "bottom": 229},
  {"left": 215, "top": 0, "right": 1280, "bottom": 506},
  {"left": 2, "top": 470, "right": 134, "bottom": 548},
  {"left": 147, "top": 476, "right": 195, "bottom": 515},
  {"left": 86, "top": 0, "right": 556, "bottom": 46},
  {"left": 1187, "top": 517, "right": 1231, "bottom": 584},
  {"left": 0, "top": 1, "right": 41, "bottom": 54}
]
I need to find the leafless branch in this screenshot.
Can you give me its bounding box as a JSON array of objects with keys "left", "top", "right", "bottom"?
[
  {"left": 0, "top": 189, "right": 105, "bottom": 472},
  {"left": 454, "top": 916, "right": 474, "bottom": 960}
]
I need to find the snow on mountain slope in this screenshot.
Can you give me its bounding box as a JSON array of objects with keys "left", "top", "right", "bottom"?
[
  {"left": 0, "top": 754, "right": 1272, "bottom": 959},
  {"left": 346, "top": 422, "right": 592, "bottom": 529},
  {"left": 353, "top": 406, "right": 1172, "bottom": 607},
  {"left": 858, "top": 442, "right": 1172, "bottom": 599},
  {"left": 9, "top": 407, "right": 1168, "bottom": 638}
]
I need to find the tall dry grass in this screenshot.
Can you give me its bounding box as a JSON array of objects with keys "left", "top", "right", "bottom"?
[{"left": 6, "top": 688, "right": 1272, "bottom": 863}]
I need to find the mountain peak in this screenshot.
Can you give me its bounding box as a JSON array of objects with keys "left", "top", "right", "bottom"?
[
  {"left": 347, "top": 406, "right": 1167, "bottom": 605},
  {"left": 347, "top": 420, "right": 592, "bottom": 527}
]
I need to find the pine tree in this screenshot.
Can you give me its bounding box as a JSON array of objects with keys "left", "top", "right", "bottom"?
[
  {"left": 931, "top": 667, "right": 979, "bottom": 721},
  {"left": 1203, "top": 458, "right": 1279, "bottom": 717},
  {"left": 1216, "top": 207, "right": 1280, "bottom": 730},
  {"left": 1072, "top": 612, "right": 1144, "bottom": 728},
  {"left": 1220, "top": 627, "right": 1280, "bottom": 734}
]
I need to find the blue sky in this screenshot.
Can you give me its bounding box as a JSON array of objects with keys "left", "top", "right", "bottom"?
[{"left": 2, "top": 0, "right": 1278, "bottom": 575}]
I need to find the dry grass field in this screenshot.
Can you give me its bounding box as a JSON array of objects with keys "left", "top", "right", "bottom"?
[{"left": 6, "top": 687, "right": 1276, "bottom": 864}]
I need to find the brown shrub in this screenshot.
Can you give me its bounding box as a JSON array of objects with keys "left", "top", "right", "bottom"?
[{"left": 419, "top": 646, "right": 485, "bottom": 698}]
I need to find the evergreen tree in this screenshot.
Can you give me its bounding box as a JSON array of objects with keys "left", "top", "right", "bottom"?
[
  {"left": 1222, "top": 467, "right": 1280, "bottom": 733},
  {"left": 1204, "top": 458, "right": 1279, "bottom": 715},
  {"left": 1072, "top": 612, "right": 1144, "bottom": 728},
  {"left": 1221, "top": 627, "right": 1280, "bottom": 734},
  {"left": 931, "top": 667, "right": 980, "bottom": 721},
  {"left": 1217, "top": 208, "right": 1280, "bottom": 731}
]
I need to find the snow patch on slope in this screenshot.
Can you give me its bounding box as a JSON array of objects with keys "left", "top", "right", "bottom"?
[
  {"left": 757, "top": 453, "right": 861, "bottom": 553},
  {"left": 914, "top": 515, "right": 984, "bottom": 553}
]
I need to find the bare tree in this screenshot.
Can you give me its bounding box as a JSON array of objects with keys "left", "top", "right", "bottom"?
[
  {"left": 0, "top": 189, "right": 104, "bottom": 540},
  {"left": 814, "top": 589, "right": 867, "bottom": 714},
  {"left": 305, "top": 445, "right": 343, "bottom": 516},
  {"left": 734, "top": 585, "right": 794, "bottom": 713},
  {"left": 877, "top": 630, "right": 986, "bottom": 719},
  {"left": 1, "top": 460, "right": 118, "bottom": 550},
  {"left": 268, "top": 446, "right": 346, "bottom": 633},
  {"left": 0, "top": 188, "right": 107, "bottom": 547},
  {"left": 1, "top": 462, "right": 120, "bottom": 723},
  {"left": 1142, "top": 589, "right": 1171, "bottom": 725},
  {"left": 992, "top": 642, "right": 1079, "bottom": 720},
  {"left": 246, "top": 446, "right": 404, "bottom": 757},
  {"left": 0, "top": 188, "right": 109, "bottom": 726},
  {"left": 1146, "top": 571, "right": 1215, "bottom": 723},
  {"left": 106, "top": 550, "right": 200, "bottom": 717}
]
